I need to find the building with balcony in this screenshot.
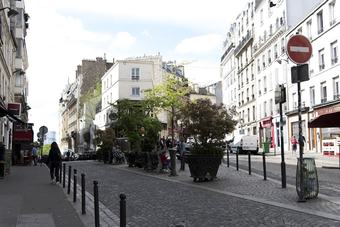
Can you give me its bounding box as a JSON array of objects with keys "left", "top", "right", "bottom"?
[
  {"left": 222, "top": 1, "right": 257, "bottom": 137},
  {"left": 95, "top": 55, "right": 160, "bottom": 130},
  {"left": 58, "top": 57, "right": 113, "bottom": 153},
  {"left": 0, "top": 0, "right": 30, "bottom": 169},
  {"left": 285, "top": 0, "right": 339, "bottom": 154},
  {"left": 254, "top": 0, "right": 323, "bottom": 149}
]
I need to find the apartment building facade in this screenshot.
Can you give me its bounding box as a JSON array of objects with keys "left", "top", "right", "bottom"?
[
  {"left": 221, "top": 0, "right": 325, "bottom": 151},
  {"left": 59, "top": 57, "right": 113, "bottom": 153},
  {"left": 0, "top": 0, "right": 30, "bottom": 169},
  {"left": 285, "top": 0, "right": 339, "bottom": 153},
  {"left": 95, "top": 56, "right": 159, "bottom": 129}
]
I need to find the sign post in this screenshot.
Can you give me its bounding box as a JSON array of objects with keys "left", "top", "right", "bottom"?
[
  {"left": 38, "top": 126, "right": 48, "bottom": 166},
  {"left": 275, "top": 85, "right": 287, "bottom": 188},
  {"left": 287, "top": 34, "right": 312, "bottom": 202}
]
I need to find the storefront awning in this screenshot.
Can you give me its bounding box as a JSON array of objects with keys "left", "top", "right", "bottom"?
[
  {"left": 0, "top": 105, "right": 26, "bottom": 125},
  {"left": 308, "top": 111, "right": 340, "bottom": 128}
]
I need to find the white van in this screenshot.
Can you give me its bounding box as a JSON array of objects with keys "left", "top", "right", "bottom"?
[{"left": 229, "top": 135, "right": 259, "bottom": 154}]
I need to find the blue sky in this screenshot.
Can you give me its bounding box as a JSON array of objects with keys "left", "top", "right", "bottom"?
[{"left": 25, "top": 0, "right": 248, "bottom": 140}]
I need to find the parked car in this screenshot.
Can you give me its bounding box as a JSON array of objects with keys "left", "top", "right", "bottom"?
[
  {"left": 77, "top": 151, "right": 97, "bottom": 160},
  {"left": 62, "top": 149, "right": 79, "bottom": 161},
  {"left": 229, "top": 135, "right": 259, "bottom": 154}
]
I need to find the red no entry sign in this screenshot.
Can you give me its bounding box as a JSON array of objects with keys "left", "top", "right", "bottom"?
[{"left": 286, "top": 35, "right": 312, "bottom": 64}]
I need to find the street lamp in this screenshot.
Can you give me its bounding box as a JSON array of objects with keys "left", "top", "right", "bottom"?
[
  {"left": 275, "top": 84, "right": 287, "bottom": 188},
  {"left": 0, "top": 7, "right": 19, "bottom": 17}
]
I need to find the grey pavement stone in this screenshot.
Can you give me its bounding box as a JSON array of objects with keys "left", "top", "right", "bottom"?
[
  {"left": 69, "top": 160, "right": 340, "bottom": 226},
  {"left": 62, "top": 172, "right": 120, "bottom": 227},
  {"left": 0, "top": 165, "right": 84, "bottom": 227},
  {"left": 16, "top": 213, "right": 55, "bottom": 227}
]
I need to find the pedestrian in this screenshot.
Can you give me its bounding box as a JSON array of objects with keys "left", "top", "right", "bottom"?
[
  {"left": 166, "top": 137, "right": 172, "bottom": 149},
  {"left": 160, "top": 137, "right": 165, "bottom": 151},
  {"left": 31, "top": 145, "right": 38, "bottom": 166},
  {"left": 291, "top": 136, "right": 298, "bottom": 155},
  {"left": 179, "top": 138, "right": 186, "bottom": 171},
  {"left": 160, "top": 150, "right": 170, "bottom": 171},
  {"left": 47, "top": 142, "right": 62, "bottom": 184}
]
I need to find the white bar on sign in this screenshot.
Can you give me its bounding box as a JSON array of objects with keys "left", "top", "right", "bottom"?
[{"left": 290, "top": 46, "right": 309, "bottom": 53}]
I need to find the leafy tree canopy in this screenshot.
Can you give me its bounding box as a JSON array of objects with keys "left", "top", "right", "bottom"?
[
  {"left": 144, "top": 73, "right": 191, "bottom": 113},
  {"left": 113, "top": 99, "right": 162, "bottom": 152},
  {"left": 180, "top": 99, "right": 237, "bottom": 156}
]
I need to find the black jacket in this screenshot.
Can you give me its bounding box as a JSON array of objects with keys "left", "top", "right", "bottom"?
[{"left": 47, "top": 148, "right": 61, "bottom": 164}]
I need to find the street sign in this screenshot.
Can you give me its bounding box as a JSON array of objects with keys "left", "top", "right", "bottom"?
[
  {"left": 286, "top": 35, "right": 312, "bottom": 65},
  {"left": 291, "top": 64, "right": 309, "bottom": 83},
  {"left": 39, "top": 126, "right": 48, "bottom": 135}
]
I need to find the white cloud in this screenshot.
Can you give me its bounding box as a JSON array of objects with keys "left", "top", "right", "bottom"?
[
  {"left": 141, "top": 30, "right": 152, "bottom": 39},
  {"left": 25, "top": 0, "right": 249, "bottom": 140},
  {"left": 184, "top": 61, "right": 221, "bottom": 86},
  {"left": 175, "top": 34, "right": 223, "bottom": 54},
  {"left": 109, "top": 32, "right": 136, "bottom": 50},
  {"left": 53, "top": 0, "right": 248, "bottom": 31}
]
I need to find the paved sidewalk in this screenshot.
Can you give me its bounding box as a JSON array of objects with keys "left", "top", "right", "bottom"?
[
  {"left": 257, "top": 150, "right": 340, "bottom": 167},
  {"left": 111, "top": 159, "right": 340, "bottom": 222},
  {"left": 0, "top": 165, "right": 84, "bottom": 227}
]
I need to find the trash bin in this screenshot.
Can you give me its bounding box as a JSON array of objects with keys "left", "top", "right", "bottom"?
[
  {"left": 262, "top": 142, "right": 270, "bottom": 154},
  {"left": 296, "top": 157, "right": 319, "bottom": 200}
]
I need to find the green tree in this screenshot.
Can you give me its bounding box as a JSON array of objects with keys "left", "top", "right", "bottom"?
[
  {"left": 114, "top": 99, "right": 162, "bottom": 152},
  {"left": 95, "top": 127, "right": 115, "bottom": 162},
  {"left": 144, "top": 74, "right": 190, "bottom": 144},
  {"left": 144, "top": 74, "right": 191, "bottom": 176},
  {"left": 180, "top": 99, "right": 236, "bottom": 157}
]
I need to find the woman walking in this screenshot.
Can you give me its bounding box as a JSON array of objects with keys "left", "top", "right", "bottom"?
[
  {"left": 291, "top": 136, "right": 298, "bottom": 155},
  {"left": 47, "top": 142, "right": 62, "bottom": 184}
]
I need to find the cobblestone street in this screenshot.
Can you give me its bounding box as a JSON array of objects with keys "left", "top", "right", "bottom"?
[{"left": 69, "top": 160, "right": 340, "bottom": 227}]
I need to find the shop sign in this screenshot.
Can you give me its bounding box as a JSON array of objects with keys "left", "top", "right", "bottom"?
[
  {"left": 7, "top": 103, "right": 21, "bottom": 116},
  {"left": 314, "top": 103, "right": 340, "bottom": 118}
]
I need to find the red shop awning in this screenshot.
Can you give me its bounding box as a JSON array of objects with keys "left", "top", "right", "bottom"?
[
  {"left": 308, "top": 111, "right": 340, "bottom": 128},
  {"left": 260, "top": 116, "right": 273, "bottom": 128}
]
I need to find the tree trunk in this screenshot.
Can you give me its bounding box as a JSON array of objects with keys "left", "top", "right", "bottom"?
[{"left": 170, "top": 106, "right": 177, "bottom": 176}]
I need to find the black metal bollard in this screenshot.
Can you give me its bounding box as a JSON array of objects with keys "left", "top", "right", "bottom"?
[
  {"left": 262, "top": 152, "right": 267, "bottom": 180},
  {"left": 73, "top": 169, "right": 77, "bottom": 202},
  {"left": 226, "top": 149, "right": 230, "bottom": 167},
  {"left": 236, "top": 149, "right": 239, "bottom": 171},
  {"left": 59, "top": 163, "right": 62, "bottom": 183},
  {"left": 81, "top": 174, "right": 86, "bottom": 215},
  {"left": 120, "top": 194, "right": 126, "bottom": 227},
  {"left": 68, "top": 166, "right": 71, "bottom": 194},
  {"left": 63, "top": 163, "right": 66, "bottom": 188},
  {"left": 248, "top": 151, "right": 251, "bottom": 175},
  {"left": 93, "top": 181, "right": 100, "bottom": 227}
]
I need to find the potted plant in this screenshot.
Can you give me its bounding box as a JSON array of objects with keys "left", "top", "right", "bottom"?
[
  {"left": 114, "top": 99, "right": 162, "bottom": 168},
  {"left": 95, "top": 128, "right": 115, "bottom": 163},
  {"left": 181, "top": 99, "right": 236, "bottom": 182}
]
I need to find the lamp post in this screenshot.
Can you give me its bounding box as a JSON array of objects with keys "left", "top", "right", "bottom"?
[{"left": 275, "top": 85, "right": 287, "bottom": 188}]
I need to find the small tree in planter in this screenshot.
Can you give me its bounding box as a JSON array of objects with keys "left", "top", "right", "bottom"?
[
  {"left": 114, "top": 99, "right": 162, "bottom": 168},
  {"left": 95, "top": 128, "right": 115, "bottom": 163},
  {"left": 181, "top": 99, "right": 236, "bottom": 182}
]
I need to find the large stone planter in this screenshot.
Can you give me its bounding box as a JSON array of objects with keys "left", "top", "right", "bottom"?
[
  {"left": 185, "top": 154, "right": 222, "bottom": 182},
  {"left": 126, "top": 152, "right": 137, "bottom": 167}
]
